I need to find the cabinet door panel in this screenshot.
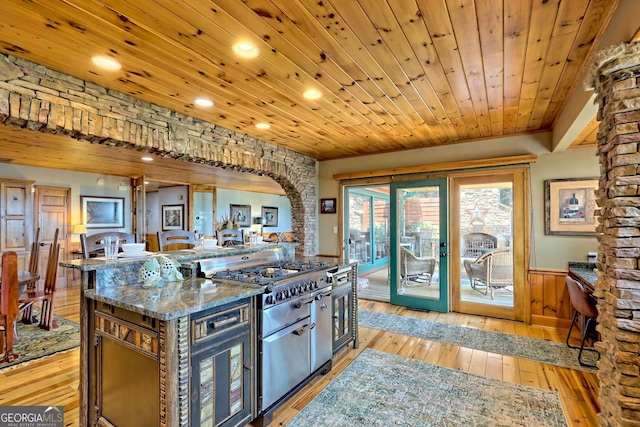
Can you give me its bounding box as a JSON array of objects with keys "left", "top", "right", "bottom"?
[{"left": 5, "top": 185, "right": 26, "bottom": 216}]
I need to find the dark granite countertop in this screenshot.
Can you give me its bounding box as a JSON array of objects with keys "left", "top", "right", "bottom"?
[
  {"left": 84, "top": 276, "right": 263, "bottom": 320},
  {"left": 568, "top": 261, "right": 597, "bottom": 290},
  {"left": 60, "top": 242, "right": 298, "bottom": 271}
]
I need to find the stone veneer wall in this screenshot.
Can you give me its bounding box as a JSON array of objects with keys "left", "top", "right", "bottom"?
[
  {"left": 0, "top": 54, "right": 317, "bottom": 256},
  {"left": 588, "top": 42, "right": 640, "bottom": 426}
]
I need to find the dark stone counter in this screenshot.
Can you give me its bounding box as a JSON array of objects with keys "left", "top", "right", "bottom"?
[
  {"left": 568, "top": 261, "right": 597, "bottom": 292},
  {"left": 84, "top": 276, "right": 262, "bottom": 320}
]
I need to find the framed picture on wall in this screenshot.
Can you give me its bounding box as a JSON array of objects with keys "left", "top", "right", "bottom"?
[
  {"left": 544, "top": 178, "right": 598, "bottom": 236},
  {"left": 262, "top": 206, "right": 278, "bottom": 227},
  {"left": 320, "top": 198, "right": 337, "bottom": 214},
  {"left": 162, "top": 204, "right": 184, "bottom": 231},
  {"left": 230, "top": 204, "right": 251, "bottom": 227},
  {"left": 81, "top": 196, "right": 125, "bottom": 228}
]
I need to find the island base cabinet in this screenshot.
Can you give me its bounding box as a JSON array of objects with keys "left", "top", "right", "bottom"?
[
  {"left": 96, "top": 336, "right": 160, "bottom": 426},
  {"left": 190, "top": 302, "right": 254, "bottom": 427}
]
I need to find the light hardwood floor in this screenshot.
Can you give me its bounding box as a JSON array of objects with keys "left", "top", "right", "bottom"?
[{"left": 0, "top": 285, "right": 599, "bottom": 426}]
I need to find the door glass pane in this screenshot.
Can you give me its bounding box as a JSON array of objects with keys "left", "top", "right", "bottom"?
[
  {"left": 396, "top": 186, "right": 441, "bottom": 301},
  {"left": 348, "top": 194, "right": 371, "bottom": 265},
  {"left": 459, "top": 183, "right": 514, "bottom": 307}
]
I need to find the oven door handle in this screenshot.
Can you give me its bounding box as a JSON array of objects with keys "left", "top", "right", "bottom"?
[
  {"left": 293, "top": 323, "right": 314, "bottom": 336},
  {"left": 294, "top": 296, "right": 314, "bottom": 309}
]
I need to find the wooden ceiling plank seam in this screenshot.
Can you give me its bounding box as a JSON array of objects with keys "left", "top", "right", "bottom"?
[
  {"left": 526, "top": 0, "right": 590, "bottom": 131},
  {"left": 382, "top": 0, "right": 463, "bottom": 142},
  {"left": 475, "top": 0, "right": 504, "bottom": 136},
  {"left": 177, "top": 0, "right": 399, "bottom": 130},
  {"left": 86, "top": 0, "right": 375, "bottom": 132},
  {"left": 336, "top": 0, "right": 448, "bottom": 142},
  {"left": 527, "top": 31, "right": 581, "bottom": 132},
  {"left": 301, "top": 0, "right": 462, "bottom": 141},
  {"left": 186, "top": 0, "right": 411, "bottom": 135},
  {"left": 0, "top": 2, "right": 352, "bottom": 146},
  {"left": 513, "top": 0, "right": 560, "bottom": 134},
  {"left": 281, "top": 0, "right": 437, "bottom": 135},
  {"left": 445, "top": 0, "right": 492, "bottom": 138},
  {"left": 502, "top": 0, "right": 533, "bottom": 134},
  {"left": 414, "top": 0, "right": 480, "bottom": 139},
  {"left": 540, "top": 0, "right": 622, "bottom": 129},
  {"left": 250, "top": 0, "right": 414, "bottom": 130}
]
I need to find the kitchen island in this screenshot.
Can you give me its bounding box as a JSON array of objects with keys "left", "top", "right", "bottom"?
[{"left": 61, "top": 243, "right": 295, "bottom": 427}]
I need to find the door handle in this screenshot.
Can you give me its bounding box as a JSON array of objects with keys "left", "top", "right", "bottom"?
[{"left": 40, "top": 242, "right": 46, "bottom": 246}]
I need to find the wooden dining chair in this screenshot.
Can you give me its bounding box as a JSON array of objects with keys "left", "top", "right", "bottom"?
[
  {"left": 18, "top": 228, "right": 60, "bottom": 331},
  {"left": 157, "top": 230, "right": 196, "bottom": 251},
  {"left": 0, "top": 251, "right": 20, "bottom": 363},
  {"left": 20, "top": 227, "right": 41, "bottom": 324},
  {"left": 80, "top": 232, "right": 136, "bottom": 259}
]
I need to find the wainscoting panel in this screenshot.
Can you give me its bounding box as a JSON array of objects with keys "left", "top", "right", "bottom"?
[{"left": 528, "top": 269, "right": 572, "bottom": 329}]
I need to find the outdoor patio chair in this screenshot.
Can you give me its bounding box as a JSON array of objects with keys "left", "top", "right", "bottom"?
[
  {"left": 400, "top": 246, "right": 436, "bottom": 287},
  {"left": 462, "top": 232, "right": 497, "bottom": 258},
  {"left": 463, "top": 247, "right": 513, "bottom": 299}
]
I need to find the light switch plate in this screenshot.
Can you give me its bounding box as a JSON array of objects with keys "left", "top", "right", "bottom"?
[{"left": 333, "top": 226, "right": 338, "bottom": 234}]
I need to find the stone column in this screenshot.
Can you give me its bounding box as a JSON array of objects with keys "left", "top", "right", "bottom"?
[{"left": 587, "top": 42, "right": 640, "bottom": 427}]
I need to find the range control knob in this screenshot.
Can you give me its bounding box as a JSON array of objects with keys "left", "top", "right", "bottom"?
[
  {"left": 265, "top": 295, "right": 274, "bottom": 305},
  {"left": 276, "top": 292, "right": 283, "bottom": 301}
]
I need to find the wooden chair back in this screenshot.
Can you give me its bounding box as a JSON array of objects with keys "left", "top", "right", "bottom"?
[
  {"left": 80, "top": 232, "right": 136, "bottom": 259},
  {"left": 566, "top": 276, "right": 598, "bottom": 319},
  {"left": 157, "top": 230, "right": 196, "bottom": 251},
  {"left": 28, "top": 227, "right": 41, "bottom": 275},
  {"left": 44, "top": 228, "right": 60, "bottom": 295},
  {"left": 1, "top": 251, "right": 19, "bottom": 321},
  {"left": 0, "top": 251, "right": 20, "bottom": 362},
  {"left": 216, "top": 229, "right": 244, "bottom": 246}
]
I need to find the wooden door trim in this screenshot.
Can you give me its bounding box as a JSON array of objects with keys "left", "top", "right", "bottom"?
[{"left": 450, "top": 167, "right": 530, "bottom": 322}]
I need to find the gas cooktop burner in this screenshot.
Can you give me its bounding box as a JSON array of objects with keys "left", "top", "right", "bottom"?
[{"left": 212, "top": 260, "right": 332, "bottom": 285}]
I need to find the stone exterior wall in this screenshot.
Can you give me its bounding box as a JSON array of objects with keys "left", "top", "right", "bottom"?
[
  {"left": 588, "top": 42, "right": 640, "bottom": 427},
  {"left": 0, "top": 54, "right": 317, "bottom": 256}
]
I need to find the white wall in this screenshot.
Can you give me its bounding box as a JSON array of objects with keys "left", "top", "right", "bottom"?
[
  {"left": 318, "top": 133, "right": 599, "bottom": 270},
  {"left": 217, "top": 188, "right": 292, "bottom": 236}
]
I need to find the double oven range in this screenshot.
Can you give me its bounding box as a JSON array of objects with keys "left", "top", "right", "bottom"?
[{"left": 196, "top": 251, "right": 334, "bottom": 425}]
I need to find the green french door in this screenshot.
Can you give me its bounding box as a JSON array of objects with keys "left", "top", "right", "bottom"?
[{"left": 390, "top": 179, "right": 448, "bottom": 312}]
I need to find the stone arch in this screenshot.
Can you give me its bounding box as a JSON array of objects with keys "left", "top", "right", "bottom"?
[{"left": 0, "top": 54, "right": 316, "bottom": 255}]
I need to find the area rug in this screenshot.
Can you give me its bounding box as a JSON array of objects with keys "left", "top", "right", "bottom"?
[
  {"left": 359, "top": 309, "right": 598, "bottom": 372},
  {"left": 0, "top": 312, "right": 80, "bottom": 370},
  {"left": 287, "top": 348, "right": 568, "bottom": 427}
]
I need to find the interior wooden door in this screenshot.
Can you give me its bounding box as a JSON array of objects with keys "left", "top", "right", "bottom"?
[{"left": 34, "top": 186, "right": 71, "bottom": 288}]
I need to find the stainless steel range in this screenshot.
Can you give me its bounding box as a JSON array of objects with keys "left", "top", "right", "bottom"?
[{"left": 196, "top": 251, "right": 334, "bottom": 426}]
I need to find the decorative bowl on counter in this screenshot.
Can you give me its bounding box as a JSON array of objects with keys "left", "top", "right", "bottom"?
[
  {"left": 121, "top": 243, "right": 146, "bottom": 253},
  {"left": 202, "top": 239, "right": 218, "bottom": 249}
]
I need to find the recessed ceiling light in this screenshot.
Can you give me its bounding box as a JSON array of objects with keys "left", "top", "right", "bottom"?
[
  {"left": 255, "top": 123, "right": 271, "bottom": 130},
  {"left": 303, "top": 89, "right": 323, "bottom": 100},
  {"left": 91, "top": 56, "right": 121, "bottom": 71},
  {"left": 232, "top": 41, "right": 259, "bottom": 58},
  {"left": 141, "top": 156, "right": 153, "bottom": 162},
  {"left": 194, "top": 97, "right": 214, "bottom": 107}
]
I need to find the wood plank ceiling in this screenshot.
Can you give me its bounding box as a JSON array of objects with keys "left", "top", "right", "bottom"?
[{"left": 0, "top": 0, "right": 619, "bottom": 182}]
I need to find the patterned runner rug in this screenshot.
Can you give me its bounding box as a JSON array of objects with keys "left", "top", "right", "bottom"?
[
  {"left": 287, "top": 348, "right": 568, "bottom": 426},
  {"left": 358, "top": 309, "right": 598, "bottom": 372},
  {"left": 0, "top": 312, "right": 80, "bottom": 370}
]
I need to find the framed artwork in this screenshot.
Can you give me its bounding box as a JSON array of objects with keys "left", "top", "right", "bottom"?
[
  {"left": 230, "top": 204, "right": 251, "bottom": 227},
  {"left": 81, "top": 196, "right": 125, "bottom": 228},
  {"left": 545, "top": 178, "right": 598, "bottom": 236},
  {"left": 262, "top": 206, "right": 279, "bottom": 227},
  {"left": 320, "top": 198, "right": 337, "bottom": 214},
  {"left": 162, "top": 204, "right": 184, "bottom": 231}
]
